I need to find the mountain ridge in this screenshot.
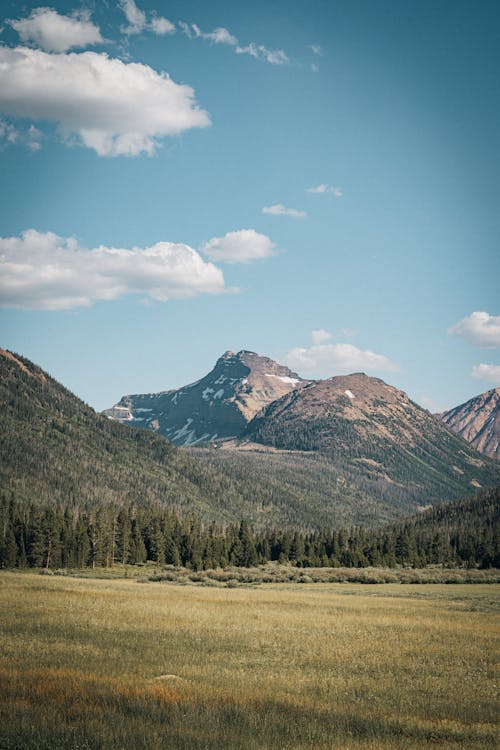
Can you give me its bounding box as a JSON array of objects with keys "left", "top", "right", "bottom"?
[{"left": 438, "top": 387, "right": 500, "bottom": 461}]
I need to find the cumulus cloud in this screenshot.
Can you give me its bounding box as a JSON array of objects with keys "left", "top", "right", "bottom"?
[
  {"left": 7, "top": 7, "right": 103, "bottom": 52},
  {"left": 306, "top": 184, "right": 343, "bottom": 197},
  {"left": 448, "top": 311, "right": 500, "bottom": 348},
  {"left": 119, "top": 0, "right": 175, "bottom": 36},
  {"left": 0, "top": 46, "right": 210, "bottom": 156},
  {"left": 180, "top": 20, "right": 288, "bottom": 64},
  {"left": 262, "top": 204, "right": 306, "bottom": 219},
  {"left": 202, "top": 229, "right": 275, "bottom": 264},
  {"left": 283, "top": 331, "right": 399, "bottom": 377},
  {"left": 0, "top": 229, "right": 226, "bottom": 310},
  {"left": 471, "top": 364, "right": 500, "bottom": 385}
]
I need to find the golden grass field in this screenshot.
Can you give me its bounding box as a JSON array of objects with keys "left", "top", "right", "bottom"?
[{"left": 0, "top": 571, "right": 498, "bottom": 749}]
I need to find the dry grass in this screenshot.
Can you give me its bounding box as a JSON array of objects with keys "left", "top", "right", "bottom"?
[{"left": 0, "top": 571, "right": 498, "bottom": 749}]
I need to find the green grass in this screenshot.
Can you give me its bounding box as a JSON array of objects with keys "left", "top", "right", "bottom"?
[{"left": 0, "top": 571, "right": 498, "bottom": 749}]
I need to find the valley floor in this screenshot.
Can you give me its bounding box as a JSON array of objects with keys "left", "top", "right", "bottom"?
[{"left": 0, "top": 572, "right": 498, "bottom": 749}]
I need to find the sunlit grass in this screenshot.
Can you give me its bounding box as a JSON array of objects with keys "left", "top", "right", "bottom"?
[{"left": 0, "top": 572, "right": 498, "bottom": 749}]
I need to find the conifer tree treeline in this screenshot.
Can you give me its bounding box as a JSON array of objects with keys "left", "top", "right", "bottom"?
[{"left": 1, "top": 487, "right": 498, "bottom": 570}]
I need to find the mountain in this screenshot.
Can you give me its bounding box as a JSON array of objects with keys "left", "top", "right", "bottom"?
[
  {"left": 438, "top": 387, "right": 500, "bottom": 461},
  {"left": 236, "top": 372, "right": 500, "bottom": 509},
  {"left": 0, "top": 349, "right": 257, "bottom": 523},
  {"left": 103, "top": 350, "right": 309, "bottom": 445},
  {"left": 4, "top": 348, "right": 500, "bottom": 533},
  {"left": 0, "top": 348, "right": 386, "bottom": 530}
]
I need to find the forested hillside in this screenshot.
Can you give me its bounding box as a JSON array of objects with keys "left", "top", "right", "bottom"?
[
  {"left": 0, "top": 349, "right": 252, "bottom": 523},
  {"left": 1, "top": 486, "right": 498, "bottom": 570}
]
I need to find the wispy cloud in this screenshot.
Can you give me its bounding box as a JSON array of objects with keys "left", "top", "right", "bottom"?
[
  {"left": 0, "top": 118, "right": 18, "bottom": 146},
  {"left": 119, "top": 0, "right": 175, "bottom": 37},
  {"left": 235, "top": 43, "right": 288, "bottom": 65},
  {"left": 7, "top": 7, "right": 103, "bottom": 52},
  {"left": 310, "top": 45, "right": 323, "bottom": 56},
  {"left": 202, "top": 229, "right": 275, "bottom": 264},
  {"left": 180, "top": 20, "right": 288, "bottom": 65},
  {"left": 0, "top": 46, "right": 209, "bottom": 156},
  {"left": 262, "top": 204, "right": 306, "bottom": 219},
  {"left": 306, "top": 184, "right": 343, "bottom": 197},
  {"left": 471, "top": 363, "right": 500, "bottom": 385},
  {"left": 179, "top": 22, "right": 237, "bottom": 46},
  {"left": 448, "top": 311, "right": 500, "bottom": 348},
  {"left": 283, "top": 331, "right": 399, "bottom": 377},
  {"left": 0, "top": 119, "right": 43, "bottom": 152},
  {"left": 0, "top": 229, "right": 226, "bottom": 310},
  {"left": 311, "top": 329, "right": 332, "bottom": 345}
]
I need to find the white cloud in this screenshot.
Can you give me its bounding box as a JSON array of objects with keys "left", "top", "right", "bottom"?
[
  {"left": 235, "top": 43, "right": 288, "bottom": 65},
  {"left": 310, "top": 45, "right": 323, "bottom": 56},
  {"left": 306, "top": 184, "right": 343, "bottom": 197},
  {"left": 119, "top": 1, "right": 175, "bottom": 36},
  {"left": 0, "top": 229, "right": 226, "bottom": 310},
  {"left": 180, "top": 21, "right": 237, "bottom": 46},
  {"left": 448, "top": 311, "right": 500, "bottom": 348},
  {"left": 202, "top": 229, "right": 275, "bottom": 264},
  {"left": 26, "top": 124, "right": 42, "bottom": 151},
  {"left": 284, "top": 332, "right": 399, "bottom": 377},
  {"left": 0, "top": 118, "right": 18, "bottom": 145},
  {"left": 0, "top": 119, "right": 42, "bottom": 151},
  {"left": 471, "top": 364, "right": 500, "bottom": 385},
  {"left": 119, "top": 0, "right": 146, "bottom": 35},
  {"left": 311, "top": 63, "right": 319, "bottom": 73},
  {"left": 150, "top": 14, "right": 176, "bottom": 36},
  {"left": 180, "top": 20, "right": 288, "bottom": 64},
  {"left": 7, "top": 7, "right": 103, "bottom": 52},
  {"left": 0, "top": 46, "right": 210, "bottom": 156},
  {"left": 262, "top": 204, "right": 307, "bottom": 219},
  {"left": 311, "top": 329, "right": 332, "bottom": 345}
]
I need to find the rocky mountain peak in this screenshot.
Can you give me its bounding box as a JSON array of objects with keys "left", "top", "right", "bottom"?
[
  {"left": 103, "top": 349, "right": 309, "bottom": 446},
  {"left": 439, "top": 387, "right": 500, "bottom": 461}
]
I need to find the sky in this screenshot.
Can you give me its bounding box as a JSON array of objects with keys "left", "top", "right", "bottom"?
[{"left": 0, "top": 0, "right": 499, "bottom": 413}]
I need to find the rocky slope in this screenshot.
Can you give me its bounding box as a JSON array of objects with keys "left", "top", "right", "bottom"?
[
  {"left": 103, "top": 350, "right": 309, "bottom": 445},
  {"left": 438, "top": 387, "right": 500, "bottom": 461}
]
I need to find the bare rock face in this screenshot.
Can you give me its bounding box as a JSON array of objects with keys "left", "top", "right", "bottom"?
[
  {"left": 103, "top": 350, "right": 309, "bottom": 446},
  {"left": 438, "top": 388, "right": 500, "bottom": 461}
]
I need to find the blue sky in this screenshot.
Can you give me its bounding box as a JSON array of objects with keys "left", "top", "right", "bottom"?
[{"left": 0, "top": 0, "right": 499, "bottom": 412}]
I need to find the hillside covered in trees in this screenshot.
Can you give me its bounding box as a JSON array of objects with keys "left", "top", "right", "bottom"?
[{"left": 0, "top": 349, "right": 254, "bottom": 524}]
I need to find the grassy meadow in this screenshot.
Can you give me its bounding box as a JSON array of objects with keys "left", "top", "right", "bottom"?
[{"left": 0, "top": 571, "right": 498, "bottom": 749}]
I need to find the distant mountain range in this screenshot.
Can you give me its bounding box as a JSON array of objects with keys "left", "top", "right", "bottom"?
[
  {"left": 2, "top": 347, "right": 500, "bottom": 532},
  {"left": 103, "top": 349, "right": 500, "bottom": 518},
  {"left": 103, "top": 350, "right": 309, "bottom": 445},
  {"left": 438, "top": 387, "right": 500, "bottom": 461}
]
